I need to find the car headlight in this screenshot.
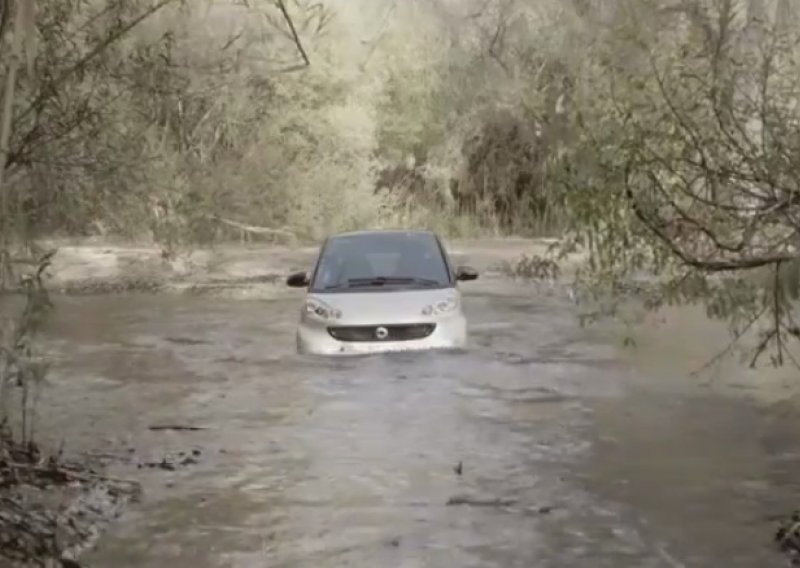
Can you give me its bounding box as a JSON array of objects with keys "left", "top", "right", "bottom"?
[
  {"left": 421, "top": 295, "right": 459, "bottom": 316},
  {"left": 304, "top": 298, "right": 342, "bottom": 321}
]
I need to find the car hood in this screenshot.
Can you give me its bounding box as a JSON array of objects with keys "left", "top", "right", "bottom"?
[{"left": 309, "top": 288, "right": 461, "bottom": 325}]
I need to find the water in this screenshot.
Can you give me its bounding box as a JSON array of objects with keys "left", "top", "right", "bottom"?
[{"left": 26, "top": 278, "right": 798, "bottom": 567}]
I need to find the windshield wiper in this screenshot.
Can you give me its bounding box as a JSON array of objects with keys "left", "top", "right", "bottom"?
[{"left": 347, "top": 276, "right": 440, "bottom": 288}]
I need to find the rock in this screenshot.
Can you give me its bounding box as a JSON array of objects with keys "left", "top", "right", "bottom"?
[
  {"left": 0, "top": 437, "right": 140, "bottom": 567},
  {"left": 775, "top": 510, "right": 800, "bottom": 562}
]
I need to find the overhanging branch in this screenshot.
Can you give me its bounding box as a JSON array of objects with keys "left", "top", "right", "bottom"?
[
  {"left": 275, "top": 0, "right": 310, "bottom": 67},
  {"left": 624, "top": 164, "right": 797, "bottom": 272}
]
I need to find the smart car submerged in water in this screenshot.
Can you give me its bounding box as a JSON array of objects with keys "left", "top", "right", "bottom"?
[{"left": 286, "top": 230, "right": 478, "bottom": 355}]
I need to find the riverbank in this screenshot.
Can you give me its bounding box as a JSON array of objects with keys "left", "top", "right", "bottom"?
[
  {"left": 33, "top": 237, "right": 575, "bottom": 297},
  {"left": 0, "top": 434, "right": 141, "bottom": 567}
]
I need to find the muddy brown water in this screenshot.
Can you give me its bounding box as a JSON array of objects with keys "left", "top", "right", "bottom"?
[{"left": 22, "top": 277, "right": 800, "bottom": 567}]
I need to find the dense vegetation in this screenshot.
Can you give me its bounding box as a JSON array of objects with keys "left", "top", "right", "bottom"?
[
  {"left": 3, "top": 4, "right": 800, "bottom": 564},
  {"left": 0, "top": 0, "right": 607, "bottom": 246},
  {"left": 1, "top": 0, "right": 799, "bottom": 363}
]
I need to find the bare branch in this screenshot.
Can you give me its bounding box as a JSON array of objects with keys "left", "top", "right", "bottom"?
[
  {"left": 275, "top": 0, "right": 310, "bottom": 67},
  {"left": 359, "top": 0, "right": 397, "bottom": 70},
  {"left": 692, "top": 303, "right": 769, "bottom": 375},
  {"left": 773, "top": 260, "right": 784, "bottom": 365},
  {"left": 750, "top": 328, "right": 777, "bottom": 367},
  {"left": 624, "top": 165, "right": 798, "bottom": 272}
]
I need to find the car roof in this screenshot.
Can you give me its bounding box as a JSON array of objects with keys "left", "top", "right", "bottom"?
[{"left": 328, "top": 229, "right": 439, "bottom": 240}]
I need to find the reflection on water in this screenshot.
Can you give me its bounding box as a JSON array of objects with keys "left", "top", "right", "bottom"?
[{"left": 27, "top": 285, "right": 798, "bottom": 567}]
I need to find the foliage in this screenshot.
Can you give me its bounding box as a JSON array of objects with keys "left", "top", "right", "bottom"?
[
  {"left": 0, "top": 0, "right": 386, "bottom": 250},
  {"left": 500, "top": 253, "right": 561, "bottom": 281},
  {"left": 0, "top": 248, "right": 55, "bottom": 447},
  {"left": 555, "top": 0, "right": 800, "bottom": 366},
  {"left": 366, "top": 0, "right": 576, "bottom": 236},
  {"left": 0, "top": 0, "right": 591, "bottom": 246}
]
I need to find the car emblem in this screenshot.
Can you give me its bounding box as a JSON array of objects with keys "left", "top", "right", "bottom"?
[{"left": 375, "top": 326, "right": 389, "bottom": 340}]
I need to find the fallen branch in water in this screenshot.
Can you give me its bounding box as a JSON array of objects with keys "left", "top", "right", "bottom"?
[
  {"left": 446, "top": 495, "right": 518, "bottom": 507},
  {"left": 148, "top": 424, "right": 209, "bottom": 431}
]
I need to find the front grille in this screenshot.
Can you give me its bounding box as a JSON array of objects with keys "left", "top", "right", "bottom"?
[{"left": 328, "top": 323, "right": 436, "bottom": 342}]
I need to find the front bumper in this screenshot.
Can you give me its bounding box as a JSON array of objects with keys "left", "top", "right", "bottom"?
[{"left": 296, "top": 315, "right": 467, "bottom": 356}]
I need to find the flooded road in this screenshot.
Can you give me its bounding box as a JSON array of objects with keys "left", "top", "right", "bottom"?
[{"left": 31, "top": 273, "right": 799, "bottom": 567}]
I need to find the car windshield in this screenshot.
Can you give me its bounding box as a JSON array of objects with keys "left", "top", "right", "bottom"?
[{"left": 310, "top": 232, "right": 451, "bottom": 292}]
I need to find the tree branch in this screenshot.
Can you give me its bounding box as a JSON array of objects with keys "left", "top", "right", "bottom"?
[
  {"left": 773, "top": 260, "right": 784, "bottom": 365},
  {"left": 624, "top": 164, "right": 797, "bottom": 272},
  {"left": 275, "top": 0, "right": 310, "bottom": 67},
  {"left": 692, "top": 303, "right": 768, "bottom": 375}
]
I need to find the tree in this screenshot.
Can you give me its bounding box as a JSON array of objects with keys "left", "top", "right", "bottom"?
[
  {"left": 558, "top": 0, "right": 800, "bottom": 366},
  {"left": 0, "top": 0, "right": 36, "bottom": 244},
  {"left": 0, "top": 0, "right": 386, "bottom": 250}
]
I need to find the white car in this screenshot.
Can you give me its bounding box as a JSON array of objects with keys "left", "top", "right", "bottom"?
[{"left": 286, "top": 230, "right": 478, "bottom": 355}]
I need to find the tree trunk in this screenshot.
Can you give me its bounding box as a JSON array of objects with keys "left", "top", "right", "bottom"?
[{"left": 0, "top": 0, "right": 23, "bottom": 243}]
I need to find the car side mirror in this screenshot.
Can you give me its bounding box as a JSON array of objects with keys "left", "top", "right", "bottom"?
[
  {"left": 456, "top": 265, "right": 479, "bottom": 281},
  {"left": 286, "top": 271, "right": 310, "bottom": 288}
]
